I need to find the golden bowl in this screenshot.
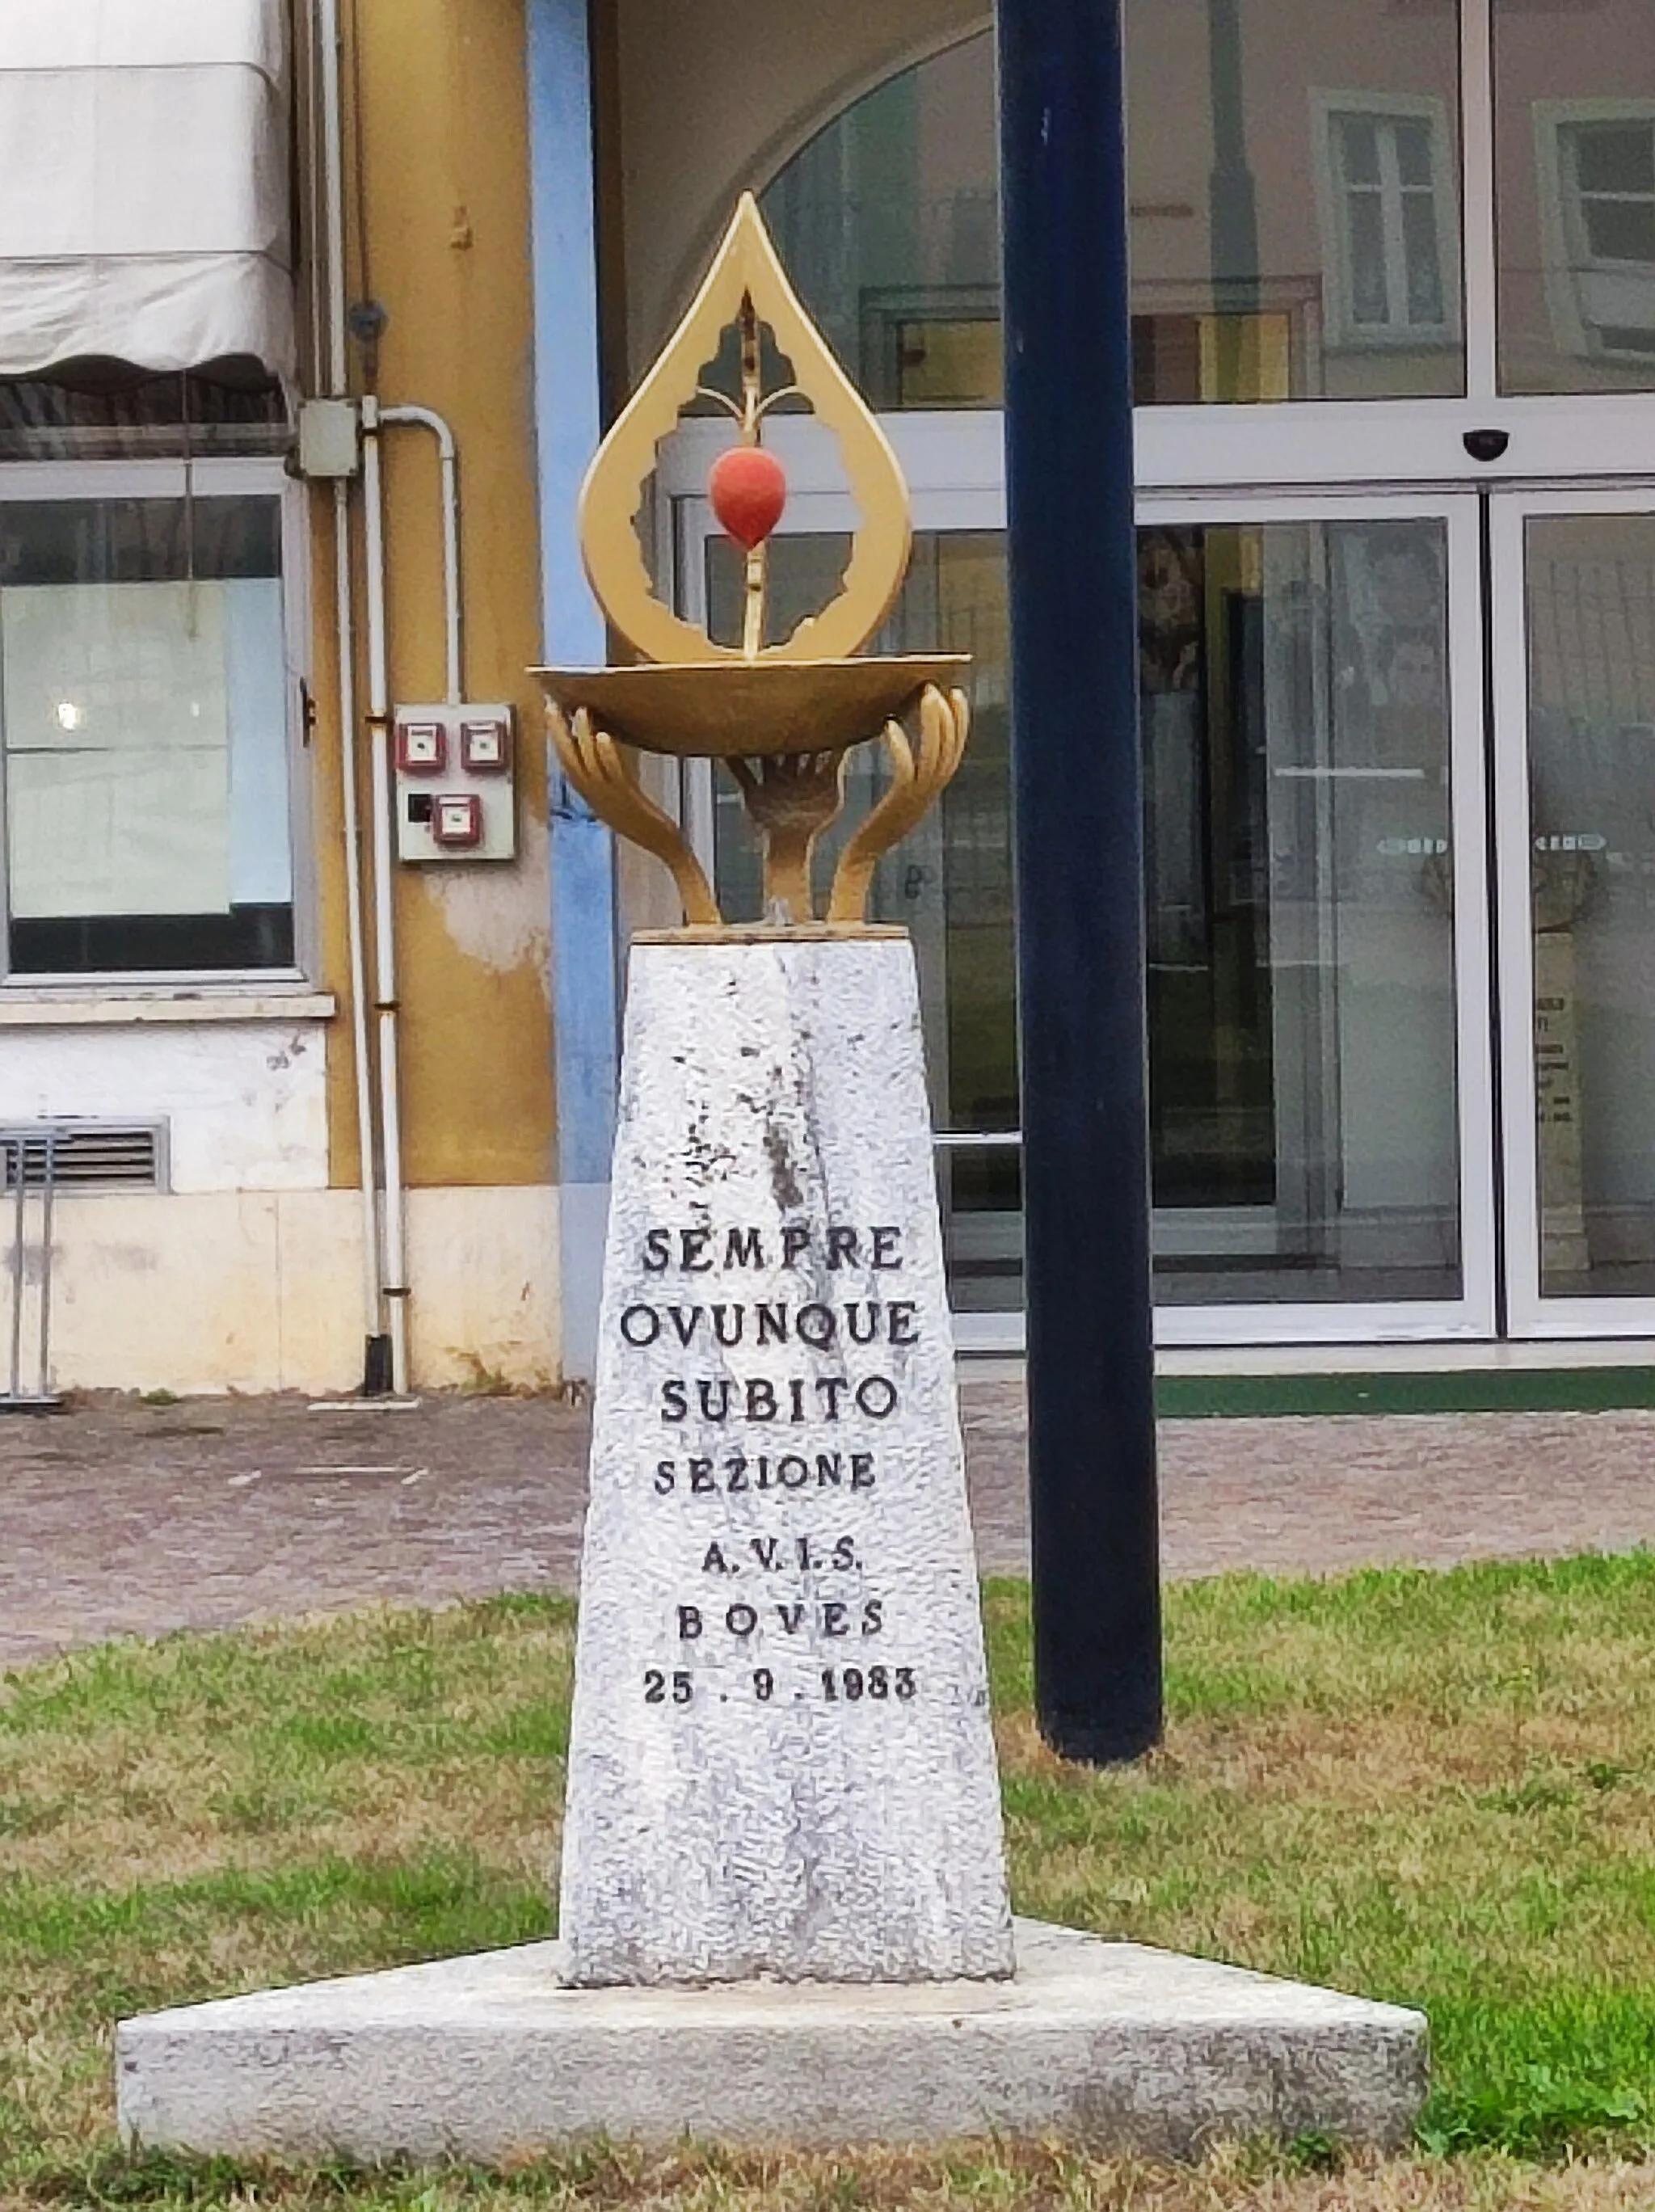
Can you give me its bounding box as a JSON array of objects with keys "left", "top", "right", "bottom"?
[{"left": 533, "top": 655, "right": 970, "bottom": 761}]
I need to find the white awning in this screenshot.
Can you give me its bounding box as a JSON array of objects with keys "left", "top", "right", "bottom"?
[{"left": 0, "top": 0, "right": 294, "bottom": 380}]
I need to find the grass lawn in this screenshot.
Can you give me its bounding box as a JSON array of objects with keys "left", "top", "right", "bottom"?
[{"left": 4, "top": 1559, "right": 1655, "bottom": 2207}]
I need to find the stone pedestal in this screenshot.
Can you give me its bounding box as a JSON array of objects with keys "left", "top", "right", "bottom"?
[
  {"left": 116, "top": 1923, "right": 1428, "bottom": 2160},
  {"left": 558, "top": 933, "right": 1012, "bottom": 1986}
]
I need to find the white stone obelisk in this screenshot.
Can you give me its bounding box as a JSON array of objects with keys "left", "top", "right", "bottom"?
[{"left": 558, "top": 932, "right": 1013, "bottom": 1986}]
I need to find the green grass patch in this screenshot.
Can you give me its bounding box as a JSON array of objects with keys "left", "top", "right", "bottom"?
[{"left": 4, "top": 1563, "right": 1655, "bottom": 2204}]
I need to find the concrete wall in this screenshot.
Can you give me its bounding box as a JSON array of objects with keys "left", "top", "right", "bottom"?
[
  {"left": 0, "top": 1016, "right": 332, "bottom": 1192},
  {"left": 0, "top": 1004, "right": 559, "bottom": 1394},
  {"left": 34, "top": 1186, "right": 559, "bottom": 1397}
]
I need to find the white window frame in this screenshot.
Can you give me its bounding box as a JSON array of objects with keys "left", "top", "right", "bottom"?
[
  {"left": 1535, "top": 99, "right": 1655, "bottom": 365},
  {"left": 0, "top": 456, "right": 314, "bottom": 992},
  {"left": 1312, "top": 90, "right": 1463, "bottom": 353}
]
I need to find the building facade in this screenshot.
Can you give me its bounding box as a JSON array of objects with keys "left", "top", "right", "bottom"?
[
  {"left": 0, "top": 0, "right": 555, "bottom": 1394},
  {"left": 2, "top": 0, "right": 1654, "bottom": 1389}
]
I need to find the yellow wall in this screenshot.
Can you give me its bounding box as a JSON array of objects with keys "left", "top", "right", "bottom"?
[{"left": 314, "top": 0, "right": 554, "bottom": 1195}]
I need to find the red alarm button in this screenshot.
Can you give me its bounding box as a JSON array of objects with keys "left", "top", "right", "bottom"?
[{"left": 432, "top": 793, "right": 483, "bottom": 848}]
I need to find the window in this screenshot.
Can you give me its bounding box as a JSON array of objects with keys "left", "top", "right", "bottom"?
[
  {"left": 0, "top": 476, "right": 297, "bottom": 977},
  {"left": 1538, "top": 104, "right": 1655, "bottom": 362},
  {"left": 1315, "top": 95, "right": 1459, "bottom": 350},
  {"left": 758, "top": 19, "right": 1465, "bottom": 408},
  {"left": 0, "top": 369, "right": 287, "bottom": 465}
]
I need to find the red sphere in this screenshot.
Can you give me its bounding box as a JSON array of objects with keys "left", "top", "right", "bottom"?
[{"left": 710, "top": 445, "right": 787, "bottom": 551}]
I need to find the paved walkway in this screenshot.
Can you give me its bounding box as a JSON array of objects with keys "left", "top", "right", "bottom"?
[{"left": 5, "top": 1385, "right": 1655, "bottom": 1668}]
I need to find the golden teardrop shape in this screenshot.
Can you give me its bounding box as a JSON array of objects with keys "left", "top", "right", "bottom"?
[{"left": 577, "top": 194, "right": 913, "bottom": 667}]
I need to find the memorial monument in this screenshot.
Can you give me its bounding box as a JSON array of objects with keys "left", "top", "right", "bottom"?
[
  {"left": 544, "top": 196, "right": 1009, "bottom": 1991},
  {"left": 116, "top": 200, "right": 1427, "bottom": 2160}
]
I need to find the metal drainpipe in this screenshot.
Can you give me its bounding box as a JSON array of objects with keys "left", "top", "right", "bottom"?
[
  {"left": 315, "top": 2, "right": 466, "bottom": 1398},
  {"left": 379, "top": 406, "right": 463, "bottom": 704},
  {"left": 359, "top": 395, "right": 411, "bottom": 1396},
  {"left": 315, "top": 0, "right": 388, "bottom": 1388},
  {"left": 357, "top": 398, "right": 465, "bottom": 1397}
]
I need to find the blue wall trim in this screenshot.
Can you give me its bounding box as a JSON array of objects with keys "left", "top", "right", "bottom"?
[{"left": 527, "top": 0, "right": 619, "bottom": 1367}]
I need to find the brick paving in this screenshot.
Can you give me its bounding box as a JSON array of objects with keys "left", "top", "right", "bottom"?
[{"left": 5, "top": 1384, "right": 1655, "bottom": 1669}]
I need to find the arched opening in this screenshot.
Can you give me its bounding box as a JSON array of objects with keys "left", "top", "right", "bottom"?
[
  {"left": 760, "top": 0, "right": 1473, "bottom": 412},
  {"left": 763, "top": 33, "right": 1001, "bottom": 411}
]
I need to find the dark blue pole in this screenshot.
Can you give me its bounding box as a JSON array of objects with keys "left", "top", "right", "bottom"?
[{"left": 996, "top": 0, "right": 1162, "bottom": 1762}]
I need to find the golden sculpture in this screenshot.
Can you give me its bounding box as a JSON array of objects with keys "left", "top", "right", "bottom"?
[{"left": 535, "top": 195, "right": 969, "bottom": 933}]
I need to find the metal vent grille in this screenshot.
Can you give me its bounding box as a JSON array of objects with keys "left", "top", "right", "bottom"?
[{"left": 0, "top": 1123, "right": 166, "bottom": 1193}]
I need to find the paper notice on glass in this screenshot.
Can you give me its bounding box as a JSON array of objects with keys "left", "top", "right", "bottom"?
[
  {"left": 6, "top": 746, "right": 230, "bottom": 918},
  {"left": 2, "top": 580, "right": 234, "bottom": 917}
]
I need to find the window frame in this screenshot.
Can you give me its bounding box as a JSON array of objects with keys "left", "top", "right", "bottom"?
[
  {"left": 1535, "top": 99, "right": 1655, "bottom": 364},
  {"left": 1312, "top": 89, "right": 1463, "bottom": 354},
  {"left": 0, "top": 456, "right": 314, "bottom": 992}
]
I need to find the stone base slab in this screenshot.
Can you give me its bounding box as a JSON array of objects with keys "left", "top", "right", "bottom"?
[{"left": 117, "top": 1920, "right": 1426, "bottom": 2160}]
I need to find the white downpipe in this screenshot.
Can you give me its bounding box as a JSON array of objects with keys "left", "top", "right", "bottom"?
[
  {"left": 381, "top": 404, "right": 463, "bottom": 702},
  {"left": 316, "top": 0, "right": 385, "bottom": 1367},
  {"left": 335, "top": 480, "right": 381, "bottom": 1348},
  {"left": 356, "top": 401, "right": 465, "bottom": 1397},
  {"left": 316, "top": 11, "right": 465, "bottom": 1397},
  {"left": 317, "top": 0, "right": 347, "bottom": 396},
  {"left": 360, "top": 396, "right": 410, "bottom": 1395}
]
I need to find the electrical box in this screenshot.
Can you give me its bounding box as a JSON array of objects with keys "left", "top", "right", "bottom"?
[
  {"left": 394, "top": 704, "right": 516, "bottom": 863},
  {"left": 296, "top": 398, "right": 361, "bottom": 479}
]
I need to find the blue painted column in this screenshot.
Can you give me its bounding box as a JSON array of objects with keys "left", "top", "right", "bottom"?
[
  {"left": 527, "top": 0, "right": 618, "bottom": 1383},
  {"left": 996, "top": 0, "right": 1163, "bottom": 1761}
]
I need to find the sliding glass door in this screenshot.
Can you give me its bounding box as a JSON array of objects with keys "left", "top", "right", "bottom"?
[{"left": 1493, "top": 491, "right": 1655, "bottom": 1334}]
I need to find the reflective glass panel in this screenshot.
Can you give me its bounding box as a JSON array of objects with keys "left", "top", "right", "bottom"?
[
  {"left": 1525, "top": 513, "right": 1655, "bottom": 1294},
  {"left": 1495, "top": 0, "right": 1655, "bottom": 394},
  {"left": 0, "top": 497, "right": 293, "bottom": 973},
  {"left": 763, "top": 5, "right": 1464, "bottom": 407},
  {"left": 1496, "top": 0, "right": 1655, "bottom": 393},
  {"left": 1144, "top": 517, "right": 1460, "bottom": 1302},
  {"left": 0, "top": 370, "right": 286, "bottom": 462},
  {"left": 707, "top": 517, "right": 1463, "bottom": 1311}
]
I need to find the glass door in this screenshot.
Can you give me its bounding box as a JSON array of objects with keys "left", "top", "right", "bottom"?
[
  {"left": 665, "top": 443, "right": 1497, "bottom": 1348},
  {"left": 1492, "top": 491, "right": 1655, "bottom": 1334},
  {"left": 1137, "top": 495, "right": 1493, "bottom": 1344}
]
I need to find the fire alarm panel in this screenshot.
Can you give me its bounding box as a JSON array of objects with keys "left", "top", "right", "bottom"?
[
  {"left": 393, "top": 702, "right": 517, "bottom": 863},
  {"left": 396, "top": 718, "right": 446, "bottom": 774},
  {"left": 432, "top": 793, "right": 483, "bottom": 847},
  {"left": 461, "top": 717, "right": 510, "bottom": 773}
]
